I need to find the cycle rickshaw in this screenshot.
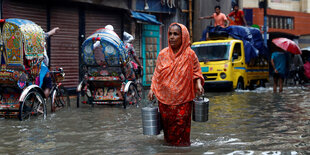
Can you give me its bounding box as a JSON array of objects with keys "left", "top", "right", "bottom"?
[
  {"left": 76, "top": 28, "right": 141, "bottom": 108},
  {"left": 0, "top": 18, "right": 47, "bottom": 120}
]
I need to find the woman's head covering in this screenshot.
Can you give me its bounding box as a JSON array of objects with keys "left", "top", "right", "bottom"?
[
  {"left": 168, "top": 23, "right": 191, "bottom": 57},
  {"left": 151, "top": 23, "right": 204, "bottom": 105}
]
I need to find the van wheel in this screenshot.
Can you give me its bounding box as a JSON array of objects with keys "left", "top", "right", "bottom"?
[
  {"left": 248, "top": 81, "right": 255, "bottom": 90},
  {"left": 236, "top": 78, "right": 244, "bottom": 90}
]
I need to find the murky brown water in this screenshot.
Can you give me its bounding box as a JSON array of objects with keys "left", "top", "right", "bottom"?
[{"left": 0, "top": 86, "right": 309, "bottom": 154}]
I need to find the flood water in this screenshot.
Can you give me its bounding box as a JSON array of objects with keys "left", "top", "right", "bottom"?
[{"left": 0, "top": 86, "right": 309, "bottom": 154}]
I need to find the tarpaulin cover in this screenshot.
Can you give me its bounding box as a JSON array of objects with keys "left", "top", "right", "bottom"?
[
  {"left": 131, "top": 11, "right": 162, "bottom": 25},
  {"left": 203, "top": 26, "right": 269, "bottom": 63}
]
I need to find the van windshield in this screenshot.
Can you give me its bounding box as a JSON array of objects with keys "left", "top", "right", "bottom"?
[{"left": 192, "top": 43, "right": 230, "bottom": 62}]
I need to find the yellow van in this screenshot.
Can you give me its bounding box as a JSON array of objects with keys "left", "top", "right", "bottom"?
[{"left": 191, "top": 39, "right": 269, "bottom": 90}]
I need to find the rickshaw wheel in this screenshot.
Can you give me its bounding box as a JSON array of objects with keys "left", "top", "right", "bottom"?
[
  {"left": 124, "top": 83, "right": 139, "bottom": 109},
  {"left": 51, "top": 86, "right": 70, "bottom": 112},
  {"left": 77, "top": 92, "right": 81, "bottom": 108},
  {"left": 18, "top": 90, "right": 47, "bottom": 121}
]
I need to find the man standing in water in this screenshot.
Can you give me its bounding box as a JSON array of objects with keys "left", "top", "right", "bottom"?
[{"left": 271, "top": 47, "right": 289, "bottom": 93}]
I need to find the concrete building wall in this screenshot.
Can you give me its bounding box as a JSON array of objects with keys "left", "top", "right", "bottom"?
[
  {"left": 268, "top": 0, "right": 300, "bottom": 12},
  {"left": 161, "top": 0, "right": 188, "bottom": 48},
  {"left": 242, "top": 0, "right": 260, "bottom": 8},
  {"left": 301, "top": 0, "right": 310, "bottom": 13},
  {"left": 242, "top": 0, "right": 310, "bottom": 13}
]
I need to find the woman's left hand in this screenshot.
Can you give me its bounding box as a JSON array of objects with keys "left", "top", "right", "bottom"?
[{"left": 196, "top": 79, "right": 204, "bottom": 96}]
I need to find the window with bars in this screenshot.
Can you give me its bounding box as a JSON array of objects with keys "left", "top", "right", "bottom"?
[{"left": 268, "top": 15, "right": 294, "bottom": 30}]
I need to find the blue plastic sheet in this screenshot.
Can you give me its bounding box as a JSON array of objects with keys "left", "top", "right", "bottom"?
[{"left": 201, "top": 26, "right": 269, "bottom": 63}]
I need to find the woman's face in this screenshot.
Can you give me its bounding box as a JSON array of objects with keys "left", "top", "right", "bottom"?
[{"left": 169, "top": 25, "right": 182, "bottom": 51}]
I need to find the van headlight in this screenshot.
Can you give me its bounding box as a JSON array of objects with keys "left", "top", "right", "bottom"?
[{"left": 220, "top": 72, "right": 226, "bottom": 79}]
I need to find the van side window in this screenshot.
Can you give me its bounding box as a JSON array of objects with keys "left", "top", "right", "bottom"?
[{"left": 232, "top": 43, "right": 241, "bottom": 61}]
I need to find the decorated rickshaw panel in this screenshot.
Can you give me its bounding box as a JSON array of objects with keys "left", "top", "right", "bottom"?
[
  {"left": 20, "top": 22, "right": 45, "bottom": 60},
  {"left": 0, "top": 28, "right": 6, "bottom": 65},
  {"left": 4, "top": 19, "right": 45, "bottom": 62},
  {"left": 3, "top": 22, "right": 23, "bottom": 66}
]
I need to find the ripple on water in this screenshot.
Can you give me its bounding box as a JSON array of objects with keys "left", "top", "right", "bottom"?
[{"left": 0, "top": 86, "right": 309, "bottom": 154}]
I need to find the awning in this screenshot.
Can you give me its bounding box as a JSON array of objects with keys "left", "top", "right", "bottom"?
[{"left": 130, "top": 11, "right": 162, "bottom": 25}]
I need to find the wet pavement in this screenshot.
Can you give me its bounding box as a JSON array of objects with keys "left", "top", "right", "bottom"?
[{"left": 0, "top": 86, "right": 309, "bottom": 154}]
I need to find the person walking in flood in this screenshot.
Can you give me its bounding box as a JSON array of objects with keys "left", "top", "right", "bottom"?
[
  {"left": 271, "top": 46, "right": 289, "bottom": 93},
  {"left": 148, "top": 23, "right": 204, "bottom": 146}
]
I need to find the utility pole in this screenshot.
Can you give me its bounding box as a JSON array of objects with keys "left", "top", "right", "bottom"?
[
  {"left": 263, "top": 0, "right": 267, "bottom": 47},
  {"left": 259, "top": 0, "right": 268, "bottom": 46}
]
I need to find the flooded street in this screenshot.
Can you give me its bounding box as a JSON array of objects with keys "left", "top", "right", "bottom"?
[{"left": 0, "top": 86, "right": 309, "bottom": 154}]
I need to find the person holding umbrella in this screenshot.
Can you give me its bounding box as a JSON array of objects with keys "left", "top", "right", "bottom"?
[
  {"left": 271, "top": 46, "right": 289, "bottom": 93},
  {"left": 271, "top": 38, "right": 302, "bottom": 92}
]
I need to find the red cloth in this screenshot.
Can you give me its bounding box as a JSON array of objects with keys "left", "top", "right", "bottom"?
[
  {"left": 151, "top": 23, "right": 204, "bottom": 105},
  {"left": 304, "top": 61, "right": 310, "bottom": 79},
  {"left": 228, "top": 10, "right": 245, "bottom": 26},
  {"left": 158, "top": 101, "right": 192, "bottom": 146}
]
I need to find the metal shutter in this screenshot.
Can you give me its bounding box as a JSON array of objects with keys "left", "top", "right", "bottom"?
[
  {"left": 2, "top": 0, "right": 47, "bottom": 31},
  {"left": 85, "top": 9, "right": 122, "bottom": 38},
  {"left": 50, "top": 5, "right": 79, "bottom": 88}
]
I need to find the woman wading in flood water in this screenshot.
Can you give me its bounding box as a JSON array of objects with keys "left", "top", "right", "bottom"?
[{"left": 148, "top": 23, "right": 204, "bottom": 146}]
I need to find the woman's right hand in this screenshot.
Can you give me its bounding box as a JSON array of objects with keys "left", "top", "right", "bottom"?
[{"left": 148, "top": 89, "right": 154, "bottom": 101}]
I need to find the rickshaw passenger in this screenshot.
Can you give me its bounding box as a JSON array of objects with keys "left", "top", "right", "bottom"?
[{"left": 93, "top": 40, "right": 107, "bottom": 66}]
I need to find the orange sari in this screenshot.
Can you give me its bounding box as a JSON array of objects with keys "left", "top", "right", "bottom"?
[{"left": 151, "top": 23, "right": 204, "bottom": 105}]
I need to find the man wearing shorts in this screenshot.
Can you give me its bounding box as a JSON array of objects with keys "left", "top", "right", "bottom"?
[{"left": 271, "top": 50, "right": 288, "bottom": 93}]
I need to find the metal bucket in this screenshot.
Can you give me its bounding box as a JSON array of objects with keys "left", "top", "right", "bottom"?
[
  {"left": 192, "top": 97, "right": 209, "bottom": 122},
  {"left": 141, "top": 107, "right": 161, "bottom": 135}
]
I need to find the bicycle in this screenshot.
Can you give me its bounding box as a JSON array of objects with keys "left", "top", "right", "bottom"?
[
  {"left": 121, "top": 65, "right": 144, "bottom": 108},
  {"left": 49, "top": 67, "right": 70, "bottom": 112},
  {"left": 134, "top": 66, "right": 144, "bottom": 100}
]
